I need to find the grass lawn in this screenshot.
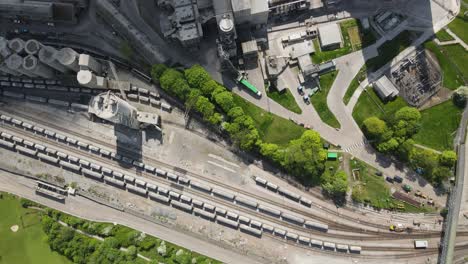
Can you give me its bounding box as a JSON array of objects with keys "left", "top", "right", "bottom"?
[
  {"left": 447, "top": 4, "right": 468, "bottom": 44},
  {"left": 442, "top": 44, "right": 468, "bottom": 81},
  {"left": 311, "top": 19, "right": 375, "bottom": 64},
  {"left": 311, "top": 71, "right": 341, "bottom": 128},
  {"left": 435, "top": 29, "right": 455, "bottom": 42},
  {"left": 366, "top": 30, "right": 413, "bottom": 71},
  {"left": 352, "top": 88, "right": 408, "bottom": 127},
  {"left": 233, "top": 94, "right": 306, "bottom": 146},
  {"left": 266, "top": 88, "right": 302, "bottom": 114},
  {"left": 0, "top": 193, "right": 71, "bottom": 264},
  {"left": 343, "top": 65, "right": 367, "bottom": 105},
  {"left": 350, "top": 159, "right": 435, "bottom": 212},
  {"left": 413, "top": 100, "right": 462, "bottom": 151},
  {"left": 424, "top": 41, "right": 465, "bottom": 90}
]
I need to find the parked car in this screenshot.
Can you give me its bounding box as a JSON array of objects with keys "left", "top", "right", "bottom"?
[
  {"left": 297, "top": 85, "right": 304, "bottom": 95},
  {"left": 303, "top": 95, "right": 310, "bottom": 104},
  {"left": 403, "top": 184, "right": 412, "bottom": 192},
  {"left": 394, "top": 176, "right": 403, "bottom": 183},
  {"left": 375, "top": 171, "right": 383, "bottom": 176},
  {"left": 386, "top": 176, "right": 394, "bottom": 183}
]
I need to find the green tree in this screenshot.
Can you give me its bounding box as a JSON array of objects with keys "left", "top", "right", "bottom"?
[
  {"left": 321, "top": 170, "right": 348, "bottom": 198},
  {"left": 395, "top": 106, "right": 421, "bottom": 122},
  {"left": 172, "top": 78, "right": 191, "bottom": 100},
  {"left": 151, "top": 64, "right": 168, "bottom": 81},
  {"left": 377, "top": 138, "right": 399, "bottom": 153},
  {"left": 213, "top": 91, "right": 235, "bottom": 112},
  {"left": 440, "top": 150, "right": 457, "bottom": 168},
  {"left": 185, "top": 89, "right": 201, "bottom": 112},
  {"left": 126, "top": 245, "right": 137, "bottom": 260},
  {"left": 363, "top": 117, "right": 387, "bottom": 140},
  {"left": 432, "top": 166, "right": 452, "bottom": 184},
  {"left": 159, "top": 69, "right": 183, "bottom": 91},
  {"left": 259, "top": 142, "right": 281, "bottom": 162},
  {"left": 201, "top": 79, "right": 220, "bottom": 97},
  {"left": 227, "top": 106, "right": 245, "bottom": 119},
  {"left": 224, "top": 114, "right": 260, "bottom": 150},
  {"left": 453, "top": 86, "right": 468, "bottom": 108},
  {"left": 208, "top": 112, "right": 223, "bottom": 125},
  {"left": 195, "top": 96, "right": 215, "bottom": 120},
  {"left": 409, "top": 148, "right": 439, "bottom": 176},
  {"left": 280, "top": 130, "right": 327, "bottom": 181},
  {"left": 184, "top": 65, "right": 210, "bottom": 89},
  {"left": 396, "top": 139, "right": 415, "bottom": 161}
]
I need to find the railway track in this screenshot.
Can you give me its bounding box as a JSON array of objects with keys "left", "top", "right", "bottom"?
[{"left": 0, "top": 105, "right": 447, "bottom": 239}]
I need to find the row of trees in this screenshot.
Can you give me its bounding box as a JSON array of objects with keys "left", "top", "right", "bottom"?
[
  {"left": 43, "top": 209, "right": 218, "bottom": 264},
  {"left": 362, "top": 106, "right": 456, "bottom": 184},
  {"left": 151, "top": 64, "right": 344, "bottom": 196}
]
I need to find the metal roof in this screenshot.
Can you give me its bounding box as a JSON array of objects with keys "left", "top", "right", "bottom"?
[{"left": 318, "top": 23, "right": 342, "bottom": 47}]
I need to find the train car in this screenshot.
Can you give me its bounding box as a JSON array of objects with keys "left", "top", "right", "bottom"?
[
  {"left": 349, "top": 246, "right": 362, "bottom": 254},
  {"left": 0, "top": 114, "right": 12, "bottom": 122},
  {"left": 37, "top": 153, "right": 58, "bottom": 163},
  {"left": 135, "top": 179, "right": 147, "bottom": 188},
  {"left": 266, "top": 182, "right": 279, "bottom": 191},
  {"left": 311, "top": 239, "right": 323, "bottom": 248},
  {"left": 212, "top": 189, "right": 235, "bottom": 201},
  {"left": 99, "top": 149, "right": 111, "bottom": 157},
  {"left": 190, "top": 181, "right": 212, "bottom": 193},
  {"left": 132, "top": 160, "right": 145, "bottom": 169},
  {"left": 262, "top": 224, "right": 274, "bottom": 233},
  {"left": 273, "top": 228, "right": 287, "bottom": 238},
  {"left": 215, "top": 207, "right": 227, "bottom": 217},
  {"left": 123, "top": 175, "right": 135, "bottom": 184},
  {"left": 193, "top": 208, "right": 216, "bottom": 221},
  {"left": 203, "top": 203, "right": 216, "bottom": 213},
  {"left": 336, "top": 244, "right": 349, "bottom": 253},
  {"left": 26, "top": 95, "right": 47, "bottom": 103},
  {"left": 298, "top": 236, "right": 311, "bottom": 245},
  {"left": 226, "top": 211, "right": 239, "bottom": 221},
  {"left": 77, "top": 141, "right": 89, "bottom": 149},
  {"left": 21, "top": 122, "right": 33, "bottom": 130},
  {"left": 139, "top": 96, "right": 150, "bottom": 104},
  {"left": 4, "top": 91, "right": 24, "bottom": 99},
  {"left": 88, "top": 145, "right": 100, "bottom": 153},
  {"left": 281, "top": 213, "right": 305, "bottom": 225},
  {"left": 278, "top": 188, "right": 301, "bottom": 201},
  {"left": 180, "top": 195, "right": 192, "bottom": 205},
  {"left": 144, "top": 164, "right": 155, "bottom": 173},
  {"left": 323, "top": 242, "right": 336, "bottom": 251},
  {"left": 127, "top": 94, "right": 138, "bottom": 100},
  {"left": 146, "top": 183, "right": 157, "bottom": 192},
  {"left": 101, "top": 167, "right": 113, "bottom": 175},
  {"left": 104, "top": 176, "right": 126, "bottom": 188},
  {"left": 157, "top": 187, "right": 169, "bottom": 196},
  {"left": 1, "top": 132, "right": 13, "bottom": 139},
  {"left": 89, "top": 163, "right": 102, "bottom": 171},
  {"left": 414, "top": 240, "right": 428, "bottom": 249},
  {"left": 171, "top": 200, "right": 193, "bottom": 213},
  {"left": 168, "top": 190, "right": 181, "bottom": 200},
  {"left": 67, "top": 155, "right": 80, "bottom": 163},
  {"left": 216, "top": 216, "right": 239, "bottom": 230},
  {"left": 299, "top": 197, "right": 312, "bottom": 207},
  {"left": 238, "top": 215, "right": 251, "bottom": 225},
  {"left": 166, "top": 172, "right": 179, "bottom": 182},
  {"left": 66, "top": 137, "right": 78, "bottom": 145},
  {"left": 254, "top": 176, "right": 267, "bottom": 186},
  {"left": 192, "top": 199, "right": 204, "bottom": 208},
  {"left": 22, "top": 140, "right": 35, "bottom": 148},
  {"left": 56, "top": 151, "right": 68, "bottom": 159},
  {"left": 240, "top": 224, "right": 262, "bottom": 237},
  {"left": 44, "top": 147, "right": 57, "bottom": 156},
  {"left": 82, "top": 168, "right": 103, "bottom": 180},
  {"left": 178, "top": 176, "right": 190, "bottom": 185},
  {"left": 286, "top": 232, "right": 299, "bottom": 242},
  {"left": 305, "top": 221, "right": 329, "bottom": 232},
  {"left": 0, "top": 138, "right": 15, "bottom": 149},
  {"left": 12, "top": 136, "right": 24, "bottom": 144},
  {"left": 235, "top": 196, "right": 258, "bottom": 209},
  {"left": 155, "top": 168, "right": 167, "bottom": 176},
  {"left": 149, "top": 192, "right": 170, "bottom": 204},
  {"left": 32, "top": 126, "right": 45, "bottom": 134},
  {"left": 150, "top": 99, "right": 160, "bottom": 106},
  {"left": 54, "top": 133, "right": 67, "bottom": 141},
  {"left": 48, "top": 99, "right": 70, "bottom": 107},
  {"left": 126, "top": 184, "right": 148, "bottom": 197},
  {"left": 59, "top": 160, "right": 80, "bottom": 172},
  {"left": 15, "top": 145, "right": 37, "bottom": 156},
  {"left": 122, "top": 156, "right": 133, "bottom": 164},
  {"left": 112, "top": 171, "right": 124, "bottom": 180},
  {"left": 78, "top": 159, "right": 91, "bottom": 167},
  {"left": 250, "top": 220, "right": 263, "bottom": 230}
]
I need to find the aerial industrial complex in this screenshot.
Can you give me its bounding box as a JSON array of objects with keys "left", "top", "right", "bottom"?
[{"left": 0, "top": 0, "right": 467, "bottom": 263}]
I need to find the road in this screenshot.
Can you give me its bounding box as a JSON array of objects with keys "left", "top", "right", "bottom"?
[{"left": 0, "top": 170, "right": 266, "bottom": 264}]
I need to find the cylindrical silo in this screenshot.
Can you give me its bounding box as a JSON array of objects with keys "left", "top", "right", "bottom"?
[
  {"left": 0, "top": 61, "right": 21, "bottom": 76},
  {"left": 78, "top": 54, "right": 102, "bottom": 74},
  {"left": 6, "top": 54, "right": 37, "bottom": 77},
  {"left": 8, "top": 38, "right": 25, "bottom": 54},
  {"left": 38, "top": 46, "right": 68, "bottom": 73},
  {"left": 0, "top": 37, "right": 12, "bottom": 59},
  {"left": 23, "top": 55, "right": 54, "bottom": 79},
  {"left": 24, "top": 39, "right": 42, "bottom": 55},
  {"left": 56, "top": 47, "right": 80, "bottom": 72},
  {"left": 77, "top": 70, "right": 98, "bottom": 88}
]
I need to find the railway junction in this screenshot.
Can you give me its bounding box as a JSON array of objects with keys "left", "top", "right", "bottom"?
[{"left": 0, "top": 0, "right": 467, "bottom": 263}]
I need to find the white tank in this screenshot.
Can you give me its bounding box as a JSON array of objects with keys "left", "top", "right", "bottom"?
[
  {"left": 77, "top": 70, "right": 107, "bottom": 88},
  {"left": 0, "top": 37, "right": 12, "bottom": 59},
  {"left": 88, "top": 92, "right": 140, "bottom": 129},
  {"left": 8, "top": 38, "right": 25, "bottom": 54},
  {"left": 24, "top": 39, "right": 42, "bottom": 55},
  {"left": 38, "top": 46, "right": 69, "bottom": 73},
  {"left": 79, "top": 54, "right": 102, "bottom": 74},
  {"left": 219, "top": 17, "right": 234, "bottom": 33},
  {"left": 56, "top": 47, "right": 80, "bottom": 72},
  {"left": 6, "top": 54, "right": 37, "bottom": 77},
  {"left": 0, "top": 61, "right": 21, "bottom": 76},
  {"left": 23, "top": 55, "right": 54, "bottom": 79}
]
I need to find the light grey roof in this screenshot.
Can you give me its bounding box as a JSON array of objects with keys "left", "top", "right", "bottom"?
[
  {"left": 318, "top": 23, "right": 342, "bottom": 47},
  {"left": 373, "top": 75, "right": 399, "bottom": 99},
  {"left": 289, "top": 40, "right": 315, "bottom": 59}
]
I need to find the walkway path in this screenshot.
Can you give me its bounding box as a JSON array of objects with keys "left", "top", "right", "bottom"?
[{"left": 445, "top": 28, "right": 468, "bottom": 50}]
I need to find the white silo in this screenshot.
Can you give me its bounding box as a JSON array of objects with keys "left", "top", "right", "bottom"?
[
  {"left": 77, "top": 70, "right": 107, "bottom": 88},
  {"left": 88, "top": 91, "right": 140, "bottom": 129},
  {"left": 56, "top": 47, "right": 80, "bottom": 72},
  {"left": 38, "top": 46, "right": 68, "bottom": 73},
  {"left": 6, "top": 54, "right": 37, "bottom": 77},
  {"left": 0, "top": 60, "right": 21, "bottom": 76},
  {"left": 24, "top": 39, "right": 42, "bottom": 55},
  {"left": 0, "top": 37, "right": 12, "bottom": 59},
  {"left": 23, "top": 55, "right": 54, "bottom": 79},
  {"left": 8, "top": 38, "right": 25, "bottom": 54},
  {"left": 79, "top": 54, "right": 102, "bottom": 74}
]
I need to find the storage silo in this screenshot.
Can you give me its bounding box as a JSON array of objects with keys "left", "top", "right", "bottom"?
[
  {"left": 77, "top": 70, "right": 107, "bottom": 88},
  {"left": 79, "top": 54, "right": 102, "bottom": 74},
  {"left": 88, "top": 91, "right": 140, "bottom": 129},
  {"left": 0, "top": 37, "right": 12, "bottom": 59},
  {"left": 38, "top": 46, "right": 68, "bottom": 73},
  {"left": 23, "top": 55, "right": 54, "bottom": 79},
  {"left": 24, "top": 39, "right": 42, "bottom": 55},
  {"left": 8, "top": 38, "right": 25, "bottom": 54},
  {"left": 6, "top": 54, "right": 37, "bottom": 77},
  {"left": 0, "top": 60, "right": 21, "bottom": 76},
  {"left": 56, "top": 47, "right": 79, "bottom": 72}
]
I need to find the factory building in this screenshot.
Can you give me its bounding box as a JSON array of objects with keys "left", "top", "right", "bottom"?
[
  {"left": 22, "top": 55, "right": 55, "bottom": 78},
  {"left": 318, "top": 23, "right": 342, "bottom": 50},
  {"left": 231, "top": 0, "right": 269, "bottom": 26},
  {"left": 373, "top": 75, "right": 399, "bottom": 101},
  {"left": 79, "top": 54, "right": 102, "bottom": 74},
  {"left": 38, "top": 46, "right": 69, "bottom": 73},
  {"left": 77, "top": 70, "right": 107, "bottom": 89},
  {"left": 0, "top": 0, "right": 88, "bottom": 24},
  {"left": 6, "top": 53, "right": 37, "bottom": 77},
  {"left": 55, "top": 47, "right": 80, "bottom": 72}
]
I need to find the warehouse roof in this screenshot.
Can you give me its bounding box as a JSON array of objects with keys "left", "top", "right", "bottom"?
[
  {"left": 289, "top": 40, "right": 315, "bottom": 59},
  {"left": 318, "top": 23, "right": 342, "bottom": 48},
  {"left": 373, "top": 75, "right": 399, "bottom": 100}
]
